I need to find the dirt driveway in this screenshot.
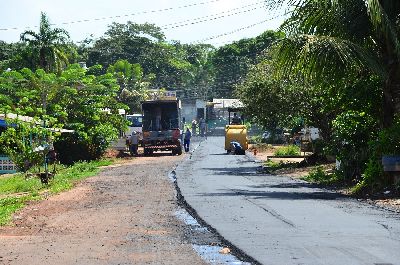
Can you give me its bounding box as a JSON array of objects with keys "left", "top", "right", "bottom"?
[{"left": 0, "top": 155, "right": 208, "bottom": 265}]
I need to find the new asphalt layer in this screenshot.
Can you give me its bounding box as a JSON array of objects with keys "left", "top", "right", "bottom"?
[{"left": 176, "top": 136, "right": 400, "bottom": 265}]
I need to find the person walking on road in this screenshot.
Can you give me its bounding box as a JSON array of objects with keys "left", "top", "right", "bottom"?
[
  {"left": 199, "top": 118, "right": 206, "bottom": 137},
  {"left": 130, "top": 131, "right": 139, "bottom": 156},
  {"left": 191, "top": 119, "right": 197, "bottom": 136},
  {"left": 184, "top": 128, "right": 192, "bottom": 152}
]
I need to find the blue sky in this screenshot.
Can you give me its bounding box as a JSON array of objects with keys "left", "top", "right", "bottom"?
[{"left": 0, "top": 0, "right": 287, "bottom": 46}]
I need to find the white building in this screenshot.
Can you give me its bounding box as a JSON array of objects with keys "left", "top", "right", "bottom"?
[{"left": 181, "top": 99, "right": 206, "bottom": 124}]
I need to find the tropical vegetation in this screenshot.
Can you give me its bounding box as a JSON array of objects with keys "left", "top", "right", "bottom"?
[
  {"left": 1, "top": 7, "right": 400, "bottom": 194},
  {"left": 237, "top": 0, "right": 400, "bottom": 193}
]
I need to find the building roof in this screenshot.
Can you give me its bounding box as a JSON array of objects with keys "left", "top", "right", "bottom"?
[
  {"left": 0, "top": 113, "right": 74, "bottom": 133},
  {"left": 212, "top": 99, "right": 243, "bottom": 109},
  {"left": 0, "top": 113, "right": 38, "bottom": 124}
]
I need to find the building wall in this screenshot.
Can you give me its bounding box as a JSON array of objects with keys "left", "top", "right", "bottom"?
[{"left": 181, "top": 99, "right": 206, "bottom": 123}]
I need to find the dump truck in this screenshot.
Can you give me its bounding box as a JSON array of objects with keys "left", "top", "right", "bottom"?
[{"left": 141, "top": 97, "right": 182, "bottom": 156}]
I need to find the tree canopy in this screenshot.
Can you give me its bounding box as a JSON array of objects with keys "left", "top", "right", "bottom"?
[
  {"left": 20, "top": 12, "right": 70, "bottom": 74},
  {"left": 236, "top": 0, "right": 400, "bottom": 191},
  {"left": 265, "top": 0, "right": 400, "bottom": 128}
]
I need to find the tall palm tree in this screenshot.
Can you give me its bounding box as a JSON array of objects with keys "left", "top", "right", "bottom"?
[
  {"left": 265, "top": 0, "right": 400, "bottom": 128},
  {"left": 20, "top": 12, "right": 70, "bottom": 73}
]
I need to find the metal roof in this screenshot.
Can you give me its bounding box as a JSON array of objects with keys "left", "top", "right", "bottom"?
[{"left": 212, "top": 99, "right": 243, "bottom": 109}]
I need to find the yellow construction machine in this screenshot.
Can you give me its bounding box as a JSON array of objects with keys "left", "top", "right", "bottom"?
[{"left": 224, "top": 108, "right": 248, "bottom": 154}]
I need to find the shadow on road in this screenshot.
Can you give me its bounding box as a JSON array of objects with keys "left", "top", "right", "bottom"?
[
  {"left": 201, "top": 166, "right": 265, "bottom": 176},
  {"left": 248, "top": 182, "right": 321, "bottom": 189},
  {"left": 199, "top": 188, "right": 344, "bottom": 201}
]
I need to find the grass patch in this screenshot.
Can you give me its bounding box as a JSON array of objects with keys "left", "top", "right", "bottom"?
[
  {"left": 274, "top": 145, "right": 300, "bottom": 156},
  {"left": 264, "top": 160, "right": 283, "bottom": 170},
  {"left": 263, "top": 159, "right": 298, "bottom": 172},
  {"left": 301, "top": 166, "right": 340, "bottom": 185},
  {"left": 0, "top": 159, "right": 113, "bottom": 226},
  {"left": 0, "top": 175, "right": 42, "bottom": 194},
  {"left": 0, "top": 195, "right": 40, "bottom": 225}
]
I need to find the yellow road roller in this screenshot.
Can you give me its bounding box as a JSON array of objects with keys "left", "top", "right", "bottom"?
[{"left": 225, "top": 108, "right": 248, "bottom": 154}]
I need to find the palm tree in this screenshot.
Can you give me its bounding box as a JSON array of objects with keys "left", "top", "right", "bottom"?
[
  {"left": 20, "top": 12, "right": 70, "bottom": 73},
  {"left": 265, "top": 0, "right": 400, "bottom": 128}
]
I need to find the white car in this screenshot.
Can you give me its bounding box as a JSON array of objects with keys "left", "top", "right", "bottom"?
[{"left": 262, "top": 131, "right": 271, "bottom": 139}]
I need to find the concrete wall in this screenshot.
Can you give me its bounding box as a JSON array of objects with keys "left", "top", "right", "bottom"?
[{"left": 181, "top": 99, "right": 206, "bottom": 123}]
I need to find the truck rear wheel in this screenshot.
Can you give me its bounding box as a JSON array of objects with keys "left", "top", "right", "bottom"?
[
  {"left": 144, "top": 148, "right": 153, "bottom": 156},
  {"left": 177, "top": 147, "right": 182, "bottom": 155},
  {"left": 172, "top": 147, "right": 182, "bottom": 156}
]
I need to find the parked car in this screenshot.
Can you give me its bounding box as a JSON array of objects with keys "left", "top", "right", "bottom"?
[{"left": 262, "top": 131, "right": 270, "bottom": 140}]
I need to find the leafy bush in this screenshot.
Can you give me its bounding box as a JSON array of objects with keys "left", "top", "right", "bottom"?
[
  {"left": 0, "top": 66, "right": 127, "bottom": 166},
  {"left": 55, "top": 125, "right": 118, "bottom": 165},
  {"left": 274, "top": 145, "right": 300, "bottom": 156},
  {"left": 249, "top": 135, "right": 263, "bottom": 144},
  {"left": 0, "top": 120, "right": 49, "bottom": 171},
  {"left": 331, "top": 110, "right": 378, "bottom": 180},
  {"left": 353, "top": 117, "right": 400, "bottom": 194},
  {"left": 302, "top": 166, "right": 339, "bottom": 185}
]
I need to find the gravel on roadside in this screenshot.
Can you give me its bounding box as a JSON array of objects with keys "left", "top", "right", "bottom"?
[{"left": 0, "top": 154, "right": 208, "bottom": 265}]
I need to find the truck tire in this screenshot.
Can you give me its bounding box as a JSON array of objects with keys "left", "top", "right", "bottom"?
[
  {"left": 172, "top": 147, "right": 182, "bottom": 156},
  {"left": 144, "top": 148, "right": 153, "bottom": 156},
  {"left": 177, "top": 147, "right": 182, "bottom": 155}
]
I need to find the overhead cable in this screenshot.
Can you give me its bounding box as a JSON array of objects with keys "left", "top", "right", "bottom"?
[
  {"left": 0, "top": 0, "right": 225, "bottom": 31},
  {"left": 193, "top": 14, "right": 285, "bottom": 44},
  {"left": 163, "top": 6, "right": 264, "bottom": 30},
  {"left": 161, "top": 1, "right": 264, "bottom": 28}
]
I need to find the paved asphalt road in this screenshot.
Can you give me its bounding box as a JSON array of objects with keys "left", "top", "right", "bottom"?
[{"left": 176, "top": 136, "right": 400, "bottom": 265}]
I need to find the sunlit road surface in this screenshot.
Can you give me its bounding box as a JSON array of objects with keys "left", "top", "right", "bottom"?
[{"left": 177, "top": 136, "right": 400, "bottom": 265}]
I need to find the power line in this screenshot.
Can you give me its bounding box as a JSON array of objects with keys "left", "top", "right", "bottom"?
[
  {"left": 163, "top": 6, "right": 264, "bottom": 30},
  {"left": 193, "top": 13, "right": 285, "bottom": 44},
  {"left": 161, "top": 1, "right": 264, "bottom": 28},
  {"left": 0, "top": 0, "right": 225, "bottom": 32}
]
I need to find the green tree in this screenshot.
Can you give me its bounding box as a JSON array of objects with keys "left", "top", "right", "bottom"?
[
  {"left": 87, "top": 22, "right": 205, "bottom": 91},
  {"left": 0, "top": 119, "right": 49, "bottom": 172},
  {"left": 52, "top": 64, "right": 127, "bottom": 163},
  {"left": 87, "top": 22, "right": 165, "bottom": 69},
  {"left": 20, "top": 12, "right": 70, "bottom": 73},
  {"left": 172, "top": 43, "right": 216, "bottom": 100},
  {"left": 213, "top": 30, "right": 284, "bottom": 97},
  {"left": 107, "top": 59, "right": 151, "bottom": 112},
  {"left": 0, "top": 42, "right": 37, "bottom": 72},
  {"left": 265, "top": 0, "right": 400, "bottom": 128},
  {"left": 0, "top": 64, "right": 127, "bottom": 165},
  {"left": 236, "top": 60, "right": 334, "bottom": 140}
]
